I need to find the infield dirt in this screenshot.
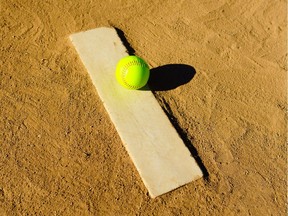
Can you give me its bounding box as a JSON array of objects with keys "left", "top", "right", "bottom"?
[{"left": 0, "top": 1, "right": 287, "bottom": 215}]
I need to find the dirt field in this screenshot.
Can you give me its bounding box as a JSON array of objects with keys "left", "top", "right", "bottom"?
[{"left": 1, "top": 0, "right": 287, "bottom": 215}]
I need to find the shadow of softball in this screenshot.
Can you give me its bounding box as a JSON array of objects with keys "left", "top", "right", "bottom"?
[{"left": 146, "top": 64, "right": 196, "bottom": 91}]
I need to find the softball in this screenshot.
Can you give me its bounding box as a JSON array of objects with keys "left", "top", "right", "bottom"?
[{"left": 115, "top": 55, "right": 150, "bottom": 90}]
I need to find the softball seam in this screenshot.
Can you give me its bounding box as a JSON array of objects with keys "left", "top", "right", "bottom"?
[{"left": 121, "top": 60, "right": 148, "bottom": 89}]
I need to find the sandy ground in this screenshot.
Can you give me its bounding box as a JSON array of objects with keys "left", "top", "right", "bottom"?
[{"left": 0, "top": 0, "right": 287, "bottom": 215}]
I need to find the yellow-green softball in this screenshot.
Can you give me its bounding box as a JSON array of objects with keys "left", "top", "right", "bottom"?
[{"left": 115, "top": 55, "right": 150, "bottom": 90}]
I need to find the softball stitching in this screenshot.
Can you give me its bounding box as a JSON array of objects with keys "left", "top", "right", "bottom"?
[{"left": 121, "top": 60, "right": 148, "bottom": 89}]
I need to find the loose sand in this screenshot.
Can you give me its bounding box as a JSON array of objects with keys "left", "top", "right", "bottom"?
[{"left": 1, "top": 0, "right": 287, "bottom": 215}]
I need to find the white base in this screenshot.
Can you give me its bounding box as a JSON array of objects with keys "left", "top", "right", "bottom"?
[{"left": 69, "top": 27, "right": 203, "bottom": 198}]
